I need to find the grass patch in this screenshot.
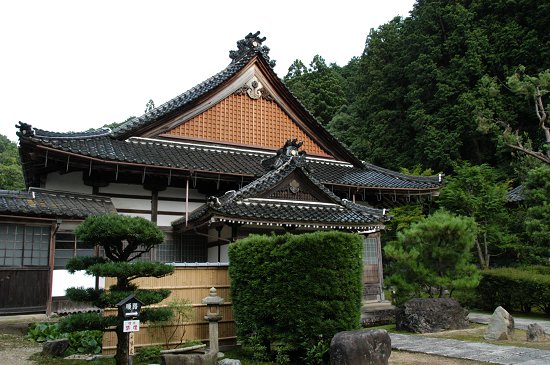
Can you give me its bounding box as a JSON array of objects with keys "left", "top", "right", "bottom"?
[{"left": 421, "top": 326, "right": 550, "bottom": 351}]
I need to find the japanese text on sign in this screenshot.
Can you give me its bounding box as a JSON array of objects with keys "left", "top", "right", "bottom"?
[
  {"left": 123, "top": 320, "right": 140, "bottom": 333},
  {"left": 124, "top": 302, "right": 139, "bottom": 316}
]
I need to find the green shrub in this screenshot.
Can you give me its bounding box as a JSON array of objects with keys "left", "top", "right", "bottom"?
[
  {"left": 452, "top": 287, "right": 482, "bottom": 310},
  {"left": 27, "top": 323, "right": 64, "bottom": 342},
  {"left": 229, "top": 231, "right": 363, "bottom": 363},
  {"left": 478, "top": 266, "right": 550, "bottom": 314},
  {"left": 68, "top": 330, "right": 103, "bottom": 354},
  {"left": 134, "top": 345, "right": 162, "bottom": 362}
]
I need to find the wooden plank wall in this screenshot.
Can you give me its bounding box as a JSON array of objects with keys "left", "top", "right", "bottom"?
[
  {"left": 102, "top": 266, "right": 234, "bottom": 354},
  {"left": 0, "top": 267, "right": 49, "bottom": 314}
]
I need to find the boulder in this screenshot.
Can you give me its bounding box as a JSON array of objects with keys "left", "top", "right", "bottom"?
[
  {"left": 330, "top": 329, "right": 391, "bottom": 365},
  {"left": 217, "top": 359, "right": 242, "bottom": 365},
  {"left": 527, "top": 323, "right": 545, "bottom": 342},
  {"left": 396, "top": 298, "right": 469, "bottom": 333},
  {"left": 162, "top": 351, "right": 217, "bottom": 365},
  {"left": 484, "top": 306, "right": 514, "bottom": 340},
  {"left": 41, "top": 338, "right": 69, "bottom": 357}
]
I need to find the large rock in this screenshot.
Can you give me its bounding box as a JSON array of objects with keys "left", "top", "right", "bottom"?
[
  {"left": 162, "top": 351, "right": 217, "bottom": 365},
  {"left": 217, "top": 359, "right": 242, "bottom": 365},
  {"left": 41, "top": 338, "right": 69, "bottom": 357},
  {"left": 330, "top": 329, "right": 391, "bottom": 365},
  {"left": 484, "top": 306, "right": 514, "bottom": 340},
  {"left": 526, "top": 323, "right": 545, "bottom": 342},
  {"left": 396, "top": 298, "right": 469, "bottom": 333}
]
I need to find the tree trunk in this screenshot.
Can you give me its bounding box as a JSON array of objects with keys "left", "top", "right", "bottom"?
[
  {"left": 475, "top": 238, "right": 487, "bottom": 269},
  {"left": 115, "top": 324, "right": 129, "bottom": 365}
]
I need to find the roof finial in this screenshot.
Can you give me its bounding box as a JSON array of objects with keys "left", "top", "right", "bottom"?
[
  {"left": 145, "top": 99, "right": 155, "bottom": 113},
  {"left": 229, "top": 31, "right": 276, "bottom": 68},
  {"left": 262, "top": 138, "right": 307, "bottom": 170},
  {"left": 16, "top": 121, "right": 34, "bottom": 138}
]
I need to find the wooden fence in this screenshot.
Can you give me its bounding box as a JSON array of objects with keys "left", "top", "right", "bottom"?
[{"left": 102, "top": 265, "right": 235, "bottom": 354}]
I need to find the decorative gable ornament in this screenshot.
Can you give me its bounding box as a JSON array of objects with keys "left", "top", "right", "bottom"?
[
  {"left": 262, "top": 138, "right": 309, "bottom": 170},
  {"left": 234, "top": 76, "right": 273, "bottom": 100}
]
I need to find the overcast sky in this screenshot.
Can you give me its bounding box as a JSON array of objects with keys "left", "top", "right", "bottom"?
[{"left": 0, "top": 1, "right": 415, "bottom": 141}]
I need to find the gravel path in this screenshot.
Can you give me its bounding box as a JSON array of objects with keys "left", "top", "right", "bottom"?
[
  {"left": 0, "top": 333, "right": 40, "bottom": 365},
  {"left": 390, "top": 333, "right": 550, "bottom": 365}
]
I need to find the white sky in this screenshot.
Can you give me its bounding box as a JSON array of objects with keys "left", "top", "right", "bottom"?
[{"left": 0, "top": 0, "right": 415, "bottom": 142}]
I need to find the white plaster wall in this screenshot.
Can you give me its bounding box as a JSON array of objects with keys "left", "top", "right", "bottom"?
[
  {"left": 58, "top": 222, "right": 80, "bottom": 231},
  {"left": 207, "top": 244, "right": 229, "bottom": 263},
  {"left": 207, "top": 225, "right": 232, "bottom": 243},
  {"left": 52, "top": 270, "right": 96, "bottom": 297},
  {"left": 100, "top": 183, "right": 148, "bottom": 195},
  {"left": 110, "top": 197, "right": 151, "bottom": 210},
  {"left": 119, "top": 212, "right": 150, "bottom": 220},
  {"left": 158, "top": 200, "right": 186, "bottom": 214},
  {"left": 45, "top": 172, "right": 92, "bottom": 194},
  {"left": 157, "top": 202, "right": 205, "bottom": 227},
  {"left": 159, "top": 187, "right": 203, "bottom": 199}
]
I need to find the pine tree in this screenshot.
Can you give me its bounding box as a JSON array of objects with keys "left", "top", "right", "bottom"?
[
  {"left": 384, "top": 210, "right": 479, "bottom": 304},
  {"left": 58, "top": 214, "right": 174, "bottom": 365}
]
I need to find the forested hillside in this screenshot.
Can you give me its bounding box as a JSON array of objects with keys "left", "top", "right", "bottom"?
[
  {"left": 285, "top": 0, "right": 549, "bottom": 177},
  {"left": 0, "top": 135, "right": 24, "bottom": 190}
]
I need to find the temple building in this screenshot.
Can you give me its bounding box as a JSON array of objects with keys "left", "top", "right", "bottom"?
[{"left": 1, "top": 32, "right": 441, "bottom": 315}]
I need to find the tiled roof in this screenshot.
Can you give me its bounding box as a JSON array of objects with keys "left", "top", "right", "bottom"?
[
  {"left": 21, "top": 133, "right": 441, "bottom": 190},
  {"left": 0, "top": 188, "right": 116, "bottom": 219},
  {"left": 173, "top": 155, "right": 389, "bottom": 229},
  {"left": 103, "top": 33, "right": 363, "bottom": 166},
  {"left": 110, "top": 53, "right": 254, "bottom": 139}
]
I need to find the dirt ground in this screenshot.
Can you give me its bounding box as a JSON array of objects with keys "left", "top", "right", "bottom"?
[{"left": 0, "top": 332, "right": 40, "bottom": 365}]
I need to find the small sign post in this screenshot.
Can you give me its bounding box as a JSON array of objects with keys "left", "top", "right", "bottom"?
[{"left": 116, "top": 294, "right": 144, "bottom": 365}]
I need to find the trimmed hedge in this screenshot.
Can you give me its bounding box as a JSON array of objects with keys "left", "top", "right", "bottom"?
[
  {"left": 228, "top": 231, "right": 363, "bottom": 363},
  {"left": 477, "top": 266, "right": 550, "bottom": 314}
]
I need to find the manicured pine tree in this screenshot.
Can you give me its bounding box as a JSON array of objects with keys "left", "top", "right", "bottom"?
[
  {"left": 384, "top": 210, "right": 480, "bottom": 304},
  {"left": 58, "top": 214, "right": 174, "bottom": 365}
]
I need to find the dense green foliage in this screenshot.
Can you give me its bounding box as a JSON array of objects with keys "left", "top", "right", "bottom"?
[
  {"left": 522, "top": 166, "right": 550, "bottom": 261},
  {"left": 438, "top": 162, "right": 518, "bottom": 268},
  {"left": 284, "top": 56, "right": 347, "bottom": 126},
  {"left": 0, "top": 134, "right": 24, "bottom": 190},
  {"left": 27, "top": 323, "right": 102, "bottom": 355},
  {"left": 285, "top": 0, "right": 549, "bottom": 174},
  {"left": 478, "top": 266, "right": 550, "bottom": 314},
  {"left": 228, "top": 231, "right": 363, "bottom": 364},
  {"left": 61, "top": 214, "right": 174, "bottom": 365},
  {"left": 27, "top": 323, "right": 64, "bottom": 343},
  {"left": 384, "top": 210, "right": 480, "bottom": 305}
]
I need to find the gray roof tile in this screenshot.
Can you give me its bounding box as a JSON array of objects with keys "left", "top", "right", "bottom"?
[
  {"left": 0, "top": 188, "right": 116, "bottom": 219},
  {"left": 174, "top": 155, "right": 389, "bottom": 228}
]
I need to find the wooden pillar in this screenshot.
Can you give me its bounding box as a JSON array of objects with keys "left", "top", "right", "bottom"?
[
  {"left": 46, "top": 220, "right": 60, "bottom": 316},
  {"left": 151, "top": 190, "right": 159, "bottom": 224}
]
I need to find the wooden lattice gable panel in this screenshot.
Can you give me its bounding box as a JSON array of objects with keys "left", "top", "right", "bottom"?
[
  {"left": 145, "top": 61, "right": 333, "bottom": 158},
  {"left": 164, "top": 93, "right": 331, "bottom": 157},
  {"left": 260, "top": 169, "right": 337, "bottom": 204}
]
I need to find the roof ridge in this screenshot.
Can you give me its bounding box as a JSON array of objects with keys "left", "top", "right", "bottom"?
[
  {"left": 28, "top": 187, "right": 113, "bottom": 201},
  {"left": 110, "top": 51, "right": 255, "bottom": 139},
  {"left": 361, "top": 161, "right": 443, "bottom": 183}
]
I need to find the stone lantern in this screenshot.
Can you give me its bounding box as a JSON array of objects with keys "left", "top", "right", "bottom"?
[{"left": 202, "top": 287, "right": 224, "bottom": 353}]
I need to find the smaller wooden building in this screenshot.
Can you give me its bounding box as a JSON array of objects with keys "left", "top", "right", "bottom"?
[{"left": 0, "top": 188, "right": 115, "bottom": 314}]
